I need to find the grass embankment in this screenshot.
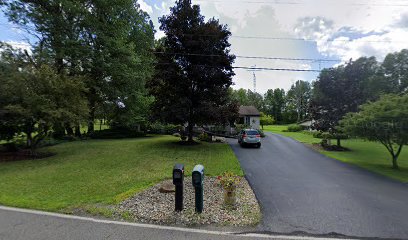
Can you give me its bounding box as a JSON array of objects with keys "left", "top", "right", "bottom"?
[
  {"left": 263, "top": 125, "right": 408, "bottom": 182},
  {"left": 0, "top": 136, "right": 242, "bottom": 211}
]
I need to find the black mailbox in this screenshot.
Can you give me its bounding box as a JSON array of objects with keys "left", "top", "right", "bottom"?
[
  {"left": 192, "top": 164, "right": 204, "bottom": 213},
  {"left": 173, "top": 163, "right": 184, "bottom": 211},
  {"left": 173, "top": 163, "right": 184, "bottom": 185},
  {"left": 192, "top": 164, "right": 204, "bottom": 187}
]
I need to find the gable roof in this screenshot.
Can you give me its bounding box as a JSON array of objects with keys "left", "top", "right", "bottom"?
[{"left": 239, "top": 106, "right": 260, "bottom": 116}]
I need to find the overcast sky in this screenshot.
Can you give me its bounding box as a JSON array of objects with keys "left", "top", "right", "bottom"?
[{"left": 1, "top": 0, "right": 408, "bottom": 93}]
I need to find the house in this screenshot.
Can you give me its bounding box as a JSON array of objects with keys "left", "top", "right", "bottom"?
[
  {"left": 238, "top": 106, "right": 260, "bottom": 129},
  {"left": 298, "top": 119, "right": 315, "bottom": 130}
]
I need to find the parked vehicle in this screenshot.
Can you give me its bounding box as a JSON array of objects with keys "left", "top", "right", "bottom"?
[{"left": 238, "top": 129, "right": 261, "bottom": 148}]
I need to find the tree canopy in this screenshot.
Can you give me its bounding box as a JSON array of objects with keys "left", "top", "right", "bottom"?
[
  {"left": 1, "top": 0, "right": 155, "bottom": 134},
  {"left": 0, "top": 44, "right": 88, "bottom": 151},
  {"left": 148, "top": 0, "right": 235, "bottom": 141},
  {"left": 341, "top": 94, "right": 408, "bottom": 169}
]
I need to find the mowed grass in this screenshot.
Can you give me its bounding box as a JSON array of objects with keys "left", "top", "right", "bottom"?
[
  {"left": 0, "top": 136, "right": 242, "bottom": 211},
  {"left": 264, "top": 125, "right": 408, "bottom": 182}
]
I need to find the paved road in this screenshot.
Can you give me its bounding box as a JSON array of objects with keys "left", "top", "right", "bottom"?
[
  {"left": 228, "top": 132, "right": 408, "bottom": 239},
  {"left": 0, "top": 206, "right": 341, "bottom": 240}
]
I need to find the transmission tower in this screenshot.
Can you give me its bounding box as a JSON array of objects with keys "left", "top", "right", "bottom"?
[{"left": 247, "top": 65, "right": 261, "bottom": 92}]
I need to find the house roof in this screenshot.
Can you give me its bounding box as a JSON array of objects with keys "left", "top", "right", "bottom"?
[{"left": 239, "top": 106, "right": 260, "bottom": 116}]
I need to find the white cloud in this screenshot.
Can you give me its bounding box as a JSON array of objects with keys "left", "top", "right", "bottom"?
[
  {"left": 146, "top": 0, "right": 408, "bottom": 91},
  {"left": 139, "top": 0, "right": 153, "bottom": 14},
  {"left": 4, "top": 41, "right": 31, "bottom": 53},
  {"left": 294, "top": 15, "right": 408, "bottom": 62}
]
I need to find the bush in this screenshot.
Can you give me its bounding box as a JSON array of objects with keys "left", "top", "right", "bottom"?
[
  {"left": 1, "top": 142, "right": 19, "bottom": 152},
  {"left": 235, "top": 124, "right": 249, "bottom": 134},
  {"left": 286, "top": 124, "right": 303, "bottom": 132},
  {"left": 89, "top": 128, "right": 145, "bottom": 139},
  {"left": 313, "top": 131, "right": 323, "bottom": 138},
  {"left": 198, "top": 132, "right": 212, "bottom": 142}
]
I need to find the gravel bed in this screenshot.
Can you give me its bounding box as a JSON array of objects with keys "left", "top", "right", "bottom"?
[{"left": 116, "top": 177, "right": 260, "bottom": 226}]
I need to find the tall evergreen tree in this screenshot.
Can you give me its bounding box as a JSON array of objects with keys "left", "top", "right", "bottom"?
[{"left": 148, "top": 0, "right": 235, "bottom": 142}]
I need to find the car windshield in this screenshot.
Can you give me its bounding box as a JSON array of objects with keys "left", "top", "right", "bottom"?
[{"left": 246, "top": 130, "right": 259, "bottom": 135}]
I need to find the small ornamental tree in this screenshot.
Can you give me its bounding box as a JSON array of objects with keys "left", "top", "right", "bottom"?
[
  {"left": 340, "top": 94, "right": 408, "bottom": 169},
  {"left": 260, "top": 112, "right": 275, "bottom": 129}
]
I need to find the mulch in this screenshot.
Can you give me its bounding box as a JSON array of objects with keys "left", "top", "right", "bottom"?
[{"left": 0, "top": 150, "right": 55, "bottom": 162}]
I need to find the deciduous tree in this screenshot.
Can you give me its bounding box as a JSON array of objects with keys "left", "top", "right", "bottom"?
[
  {"left": 341, "top": 94, "right": 408, "bottom": 169},
  {"left": 148, "top": 0, "right": 235, "bottom": 142}
]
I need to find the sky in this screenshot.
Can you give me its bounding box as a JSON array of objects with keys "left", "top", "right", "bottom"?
[{"left": 1, "top": 0, "right": 408, "bottom": 94}]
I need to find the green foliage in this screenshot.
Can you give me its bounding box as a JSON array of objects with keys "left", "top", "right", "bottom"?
[
  {"left": 341, "top": 94, "right": 408, "bottom": 169},
  {"left": 0, "top": 46, "right": 88, "bottom": 151},
  {"left": 198, "top": 132, "right": 211, "bottom": 142},
  {"left": 286, "top": 124, "right": 303, "bottom": 132},
  {"left": 0, "top": 136, "right": 242, "bottom": 210},
  {"left": 259, "top": 112, "right": 275, "bottom": 129},
  {"left": 382, "top": 49, "right": 408, "bottom": 93},
  {"left": 2, "top": 0, "right": 155, "bottom": 134},
  {"left": 218, "top": 171, "right": 240, "bottom": 191},
  {"left": 286, "top": 80, "right": 311, "bottom": 122},
  {"left": 264, "top": 88, "right": 285, "bottom": 123},
  {"left": 313, "top": 131, "right": 323, "bottom": 138},
  {"left": 88, "top": 128, "right": 146, "bottom": 139}
]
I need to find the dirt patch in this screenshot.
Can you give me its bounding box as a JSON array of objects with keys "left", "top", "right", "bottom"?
[{"left": 0, "top": 150, "right": 55, "bottom": 162}]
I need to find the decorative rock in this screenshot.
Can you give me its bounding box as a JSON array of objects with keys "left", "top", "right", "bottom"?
[{"left": 158, "top": 182, "right": 175, "bottom": 193}]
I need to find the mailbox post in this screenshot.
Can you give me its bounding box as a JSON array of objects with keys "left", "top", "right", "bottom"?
[
  {"left": 192, "top": 164, "right": 205, "bottom": 213},
  {"left": 173, "top": 163, "right": 184, "bottom": 211}
]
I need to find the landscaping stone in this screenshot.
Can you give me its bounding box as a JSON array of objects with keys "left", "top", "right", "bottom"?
[
  {"left": 117, "top": 177, "right": 260, "bottom": 226},
  {"left": 158, "top": 182, "right": 175, "bottom": 193}
]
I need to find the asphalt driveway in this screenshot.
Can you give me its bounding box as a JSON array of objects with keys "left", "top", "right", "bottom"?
[{"left": 228, "top": 132, "right": 408, "bottom": 239}]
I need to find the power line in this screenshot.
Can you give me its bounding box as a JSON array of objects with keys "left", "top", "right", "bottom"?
[
  {"left": 157, "top": 62, "right": 321, "bottom": 72},
  {"left": 234, "top": 66, "right": 320, "bottom": 72},
  {"left": 231, "top": 35, "right": 408, "bottom": 43},
  {"left": 168, "top": 33, "right": 408, "bottom": 44},
  {"left": 193, "top": 0, "right": 408, "bottom": 6},
  {"left": 153, "top": 51, "right": 340, "bottom": 62}
]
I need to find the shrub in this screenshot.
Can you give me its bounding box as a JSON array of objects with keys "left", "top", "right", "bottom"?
[
  {"left": 286, "top": 124, "right": 302, "bottom": 132},
  {"left": 198, "top": 132, "right": 211, "bottom": 142},
  {"left": 313, "top": 131, "right": 323, "bottom": 138},
  {"left": 218, "top": 171, "right": 240, "bottom": 191},
  {"left": 89, "top": 128, "right": 145, "bottom": 139}
]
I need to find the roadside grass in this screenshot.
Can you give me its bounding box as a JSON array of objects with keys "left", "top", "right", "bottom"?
[
  {"left": 0, "top": 135, "right": 242, "bottom": 211},
  {"left": 264, "top": 125, "right": 408, "bottom": 183}
]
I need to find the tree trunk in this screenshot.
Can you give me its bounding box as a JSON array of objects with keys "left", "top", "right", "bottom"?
[
  {"left": 392, "top": 155, "right": 399, "bottom": 170},
  {"left": 65, "top": 123, "right": 74, "bottom": 136},
  {"left": 88, "top": 99, "right": 96, "bottom": 134},
  {"left": 187, "top": 123, "right": 194, "bottom": 142},
  {"left": 53, "top": 123, "right": 65, "bottom": 139},
  {"left": 75, "top": 125, "right": 81, "bottom": 137},
  {"left": 337, "top": 138, "right": 341, "bottom": 147}
]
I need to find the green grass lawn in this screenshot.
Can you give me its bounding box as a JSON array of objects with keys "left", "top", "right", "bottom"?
[
  {"left": 263, "top": 125, "right": 408, "bottom": 182},
  {"left": 0, "top": 136, "right": 242, "bottom": 211}
]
